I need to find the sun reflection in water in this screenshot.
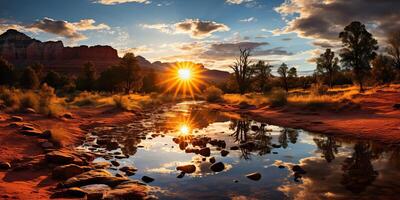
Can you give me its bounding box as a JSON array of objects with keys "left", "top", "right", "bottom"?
[{"left": 179, "top": 124, "right": 190, "bottom": 135}]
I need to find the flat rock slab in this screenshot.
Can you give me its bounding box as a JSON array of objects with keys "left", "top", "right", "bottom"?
[
  {"left": 62, "top": 169, "right": 129, "bottom": 188},
  {"left": 103, "top": 181, "right": 148, "bottom": 200}
]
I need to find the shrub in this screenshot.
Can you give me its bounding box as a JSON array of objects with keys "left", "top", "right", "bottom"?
[
  {"left": 73, "top": 92, "right": 99, "bottom": 107},
  {"left": 311, "top": 82, "right": 329, "bottom": 95},
  {"left": 20, "top": 92, "right": 39, "bottom": 111},
  {"left": 0, "top": 87, "right": 20, "bottom": 108},
  {"left": 269, "top": 88, "right": 287, "bottom": 107},
  {"left": 113, "top": 95, "right": 130, "bottom": 110},
  {"left": 204, "top": 86, "right": 223, "bottom": 102}
]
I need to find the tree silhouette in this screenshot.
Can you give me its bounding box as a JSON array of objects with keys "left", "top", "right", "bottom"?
[
  {"left": 277, "top": 63, "right": 289, "bottom": 92},
  {"left": 120, "top": 53, "right": 142, "bottom": 94},
  {"left": 0, "top": 57, "right": 14, "bottom": 86},
  {"left": 316, "top": 49, "right": 340, "bottom": 88},
  {"left": 371, "top": 54, "right": 396, "bottom": 85},
  {"left": 314, "top": 136, "right": 338, "bottom": 163},
  {"left": 43, "top": 70, "right": 62, "bottom": 89},
  {"left": 76, "top": 62, "right": 97, "bottom": 91},
  {"left": 141, "top": 69, "right": 158, "bottom": 93},
  {"left": 230, "top": 48, "right": 253, "bottom": 94},
  {"left": 387, "top": 31, "right": 400, "bottom": 73},
  {"left": 339, "top": 21, "right": 378, "bottom": 92},
  {"left": 20, "top": 67, "right": 39, "bottom": 89},
  {"left": 253, "top": 60, "right": 272, "bottom": 93}
]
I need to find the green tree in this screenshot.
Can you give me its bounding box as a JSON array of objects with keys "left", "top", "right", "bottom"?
[
  {"left": 0, "top": 57, "right": 14, "bottom": 86},
  {"left": 316, "top": 49, "right": 340, "bottom": 88},
  {"left": 371, "top": 54, "right": 396, "bottom": 85},
  {"left": 30, "top": 63, "right": 44, "bottom": 79},
  {"left": 120, "top": 53, "right": 142, "bottom": 93},
  {"left": 277, "top": 63, "right": 289, "bottom": 92},
  {"left": 20, "top": 67, "right": 39, "bottom": 89},
  {"left": 43, "top": 70, "right": 62, "bottom": 89},
  {"left": 76, "top": 62, "right": 97, "bottom": 91},
  {"left": 253, "top": 60, "right": 272, "bottom": 93},
  {"left": 141, "top": 69, "right": 158, "bottom": 93},
  {"left": 97, "top": 65, "right": 124, "bottom": 92},
  {"left": 288, "top": 67, "right": 297, "bottom": 78},
  {"left": 339, "top": 21, "right": 378, "bottom": 92},
  {"left": 230, "top": 48, "right": 253, "bottom": 94}
]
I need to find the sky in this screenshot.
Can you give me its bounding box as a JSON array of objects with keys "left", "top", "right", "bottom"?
[{"left": 1, "top": 0, "right": 399, "bottom": 74}]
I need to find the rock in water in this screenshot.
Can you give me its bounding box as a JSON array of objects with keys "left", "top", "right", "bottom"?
[
  {"left": 292, "top": 165, "right": 306, "bottom": 174},
  {"left": 176, "top": 164, "right": 196, "bottom": 174},
  {"left": 246, "top": 172, "right": 262, "bottom": 181},
  {"left": 62, "top": 169, "right": 128, "bottom": 188},
  {"left": 220, "top": 150, "right": 229, "bottom": 157},
  {"left": 111, "top": 160, "right": 120, "bottom": 167},
  {"left": 210, "top": 162, "right": 225, "bottom": 172},
  {"left": 141, "top": 176, "right": 154, "bottom": 183},
  {"left": 209, "top": 157, "right": 216, "bottom": 164},
  {"left": 199, "top": 147, "right": 211, "bottom": 157}
]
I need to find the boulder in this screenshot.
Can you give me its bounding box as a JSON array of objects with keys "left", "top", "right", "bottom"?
[
  {"left": 199, "top": 147, "right": 211, "bottom": 157},
  {"left": 0, "top": 161, "right": 11, "bottom": 170},
  {"left": 81, "top": 184, "right": 111, "bottom": 200},
  {"left": 209, "top": 157, "right": 216, "bottom": 164},
  {"left": 292, "top": 165, "right": 306, "bottom": 174},
  {"left": 220, "top": 150, "right": 229, "bottom": 157},
  {"left": 176, "top": 164, "right": 196, "bottom": 174},
  {"left": 61, "top": 169, "right": 129, "bottom": 188},
  {"left": 52, "top": 164, "right": 90, "bottom": 180},
  {"left": 103, "top": 181, "right": 148, "bottom": 200},
  {"left": 246, "top": 172, "right": 261, "bottom": 181},
  {"left": 119, "top": 166, "right": 137, "bottom": 176},
  {"left": 210, "top": 162, "right": 225, "bottom": 172},
  {"left": 111, "top": 160, "right": 120, "bottom": 167},
  {"left": 92, "top": 162, "right": 111, "bottom": 169},
  {"left": 46, "top": 151, "right": 75, "bottom": 164}
]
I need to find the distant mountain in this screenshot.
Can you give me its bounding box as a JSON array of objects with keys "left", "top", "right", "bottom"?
[{"left": 0, "top": 29, "right": 229, "bottom": 83}]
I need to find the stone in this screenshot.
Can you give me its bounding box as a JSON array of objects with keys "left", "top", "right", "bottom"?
[
  {"left": 177, "top": 172, "right": 185, "bottom": 178},
  {"left": 63, "top": 113, "right": 73, "bottom": 119},
  {"left": 119, "top": 166, "right": 137, "bottom": 176},
  {"left": 52, "top": 164, "right": 90, "bottom": 180},
  {"left": 81, "top": 184, "right": 111, "bottom": 200},
  {"left": 176, "top": 164, "right": 196, "bottom": 174},
  {"left": 278, "top": 165, "right": 285, "bottom": 169},
  {"left": 393, "top": 103, "right": 400, "bottom": 109},
  {"left": 271, "top": 144, "right": 281, "bottom": 148},
  {"left": 61, "top": 169, "right": 129, "bottom": 188},
  {"left": 209, "top": 157, "right": 216, "bottom": 164},
  {"left": 210, "top": 162, "right": 225, "bottom": 172},
  {"left": 24, "top": 108, "right": 36, "bottom": 114},
  {"left": 199, "top": 147, "right": 211, "bottom": 157},
  {"left": 230, "top": 146, "right": 239, "bottom": 150},
  {"left": 19, "top": 129, "right": 43, "bottom": 137},
  {"left": 10, "top": 116, "right": 23, "bottom": 122},
  {"left": 46, "top": 151, "right": 75, "bottom": 164},
  {"left": 220, "top": 150, "right": 229, "bottom": 157},
  {"left": 246, "top": 172, "right": 262, "bottom": 181},
  {"left": 292, "top": 165, "right": 306, "bottom": 174},
  {"left": 141, "top": 176, "right": 154, "bottom": 183},
  {"left": 51, "top": 187, "right": 87, "bottom": 199},
  {"left": 111, "top": 160, "right": 120, "bottom": 167},
  {"left": 0, "top": 161, "right": 11, "bottom": 170},
  {"left": 92, "top": 162, "right": 111, "bottom": 169},
  {"left": 102, "top": 181, "right": 148, "bottom": 200}
]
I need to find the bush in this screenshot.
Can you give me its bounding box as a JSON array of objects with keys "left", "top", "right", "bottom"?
[
  {"left": 20, "top": 92, "right": 39, "bottom": 111},
  {"left": 311, "top": 83, "right": 329, "bottom": 95},
  {"left": 113, "top": 95, "right": 130, "bottom": 110},
  {"left": 0, "top": 87, "right": 20, "bottom": 108},
  {"left": 204, "top": 86, "right": 223, "bottom": 102},
  {"left": 72, "top": 92, "right": 99, "bottom": 107},
  {"left": 269, "top": 88, "right": 287, "bottom": 107}
]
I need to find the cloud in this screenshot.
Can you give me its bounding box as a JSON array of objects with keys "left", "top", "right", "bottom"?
[
  {"left": 274, "top": 0, "right": 400, "bottom": 46},
  {"left": 239, "top": 17, "right": 257, "bottom": 23},
  {"left": 225, "top": 0, "right": 253, "bottom": 5},
  {"left": 141, "top": 19, "right": 230, "bottom": 39},
  {"left": 94, "top": 0, "right": 151, "bottom": 5}
]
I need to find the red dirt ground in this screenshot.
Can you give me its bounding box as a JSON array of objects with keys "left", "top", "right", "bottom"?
[
  {"left": 0, "top": 106, "right": 137, "bottom": 200},
  {"left": 212, "top": 87, "right": 400, "bottom": 144}
]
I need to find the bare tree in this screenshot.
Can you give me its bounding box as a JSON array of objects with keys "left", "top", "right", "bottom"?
[
  {"left": 316, "top": 49, "right": 340, "bottom": 88},
  {"left": 230, "top": 48, "right": 253, "bottom": 94}
]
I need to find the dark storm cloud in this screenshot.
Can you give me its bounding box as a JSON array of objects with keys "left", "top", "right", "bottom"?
[{"left": 275, "top": 0, "right": 400, "bottom": 46}]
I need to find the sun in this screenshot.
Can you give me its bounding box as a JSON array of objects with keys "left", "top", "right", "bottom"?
[
  {"left": 178, "top": 68, "right": 191, "bottom": 81},
  {"left": 179, "top": 124, "right": 190, "bottom": 135},
  {"left": 160, "top": 61, "right": 206, "bottom": 98}
]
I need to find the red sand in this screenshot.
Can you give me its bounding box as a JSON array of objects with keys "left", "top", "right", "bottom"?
[
  {"left": 213, "top": 88, "right": 400, "bottom": 144},
  {"left": 0, "top": 106, "right": 137, "bottom": 200}
]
